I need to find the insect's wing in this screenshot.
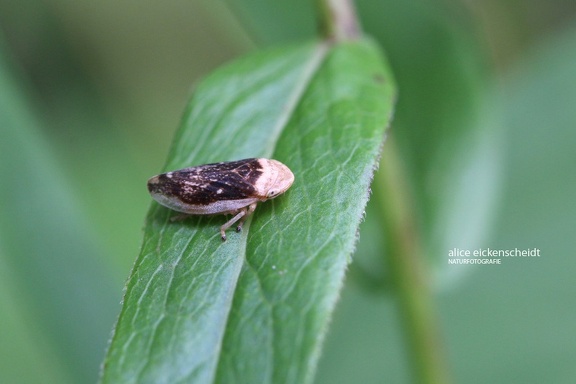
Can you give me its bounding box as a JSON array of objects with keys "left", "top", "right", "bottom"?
[{"left": 170, "top": 159, "right": 263, "bottom": 205}]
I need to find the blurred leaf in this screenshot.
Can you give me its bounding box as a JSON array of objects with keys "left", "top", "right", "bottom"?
[
  {"left": 322, "top": 22, "right": 576, "bottom": 384},
  {"left": 0, "top": 254, "right": 74, "bottom": 384},
  {"left": 224, "top": 0, "right": 316, "bottom": 44},
  {"left": 356, "top": 0, "right": 500, "bottom": 275},
  {"left": 439, "top": 25, "right": 576, "bottom": 384},
  {"left": 101, "top": 38, "right": 395, "bottom": 383},
  {"left": 0, "top": 44, "right": 121, "bottom": 382}
]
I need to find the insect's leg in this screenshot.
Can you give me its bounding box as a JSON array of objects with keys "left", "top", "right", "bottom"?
[
  {"left": 236, "top": 203, "right": 258, "bottom": 232},
  {"left": 220, "top": 210, "right": 246, "bottom": 241}
]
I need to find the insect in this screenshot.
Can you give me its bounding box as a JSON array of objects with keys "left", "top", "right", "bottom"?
[{"left": 147, "top": 158, "right": 294, "bottom": 241}]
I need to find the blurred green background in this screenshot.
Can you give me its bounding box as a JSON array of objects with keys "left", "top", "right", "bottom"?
[{"left": 1, "top": 0, "right": 575, "bottom": 383}]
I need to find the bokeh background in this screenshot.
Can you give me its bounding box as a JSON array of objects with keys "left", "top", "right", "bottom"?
[{"left": 1, "top": 0, "right": 575, "bottom": 383}]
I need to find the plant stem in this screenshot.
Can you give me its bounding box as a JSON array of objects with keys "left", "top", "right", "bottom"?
[
  {"left": 316, "top": 0, "right": 361, "bottom": 41},
  {"left": 376, "top": 139, "right": 451, "bottom": 384}
]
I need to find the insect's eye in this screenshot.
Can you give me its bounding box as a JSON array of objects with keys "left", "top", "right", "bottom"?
[{"left": 267, "top": 190, "right": 277, "bottom": 198}]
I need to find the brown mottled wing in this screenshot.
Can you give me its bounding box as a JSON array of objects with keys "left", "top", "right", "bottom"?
[{"left": 155, "top": 158, "right": 263, "bottom": 206}]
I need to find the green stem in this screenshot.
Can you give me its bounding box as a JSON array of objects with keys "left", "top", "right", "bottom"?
[
  {"left": 376, "top": 139, "right": 451, "bottom": 384},
  {"left": 316, "top": 0, "right": 361, "bottom": 41}
]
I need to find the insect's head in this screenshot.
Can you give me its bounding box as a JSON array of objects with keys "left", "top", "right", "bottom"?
[{"left": 262, "top": 159, "right": 294, "bottom": 200}]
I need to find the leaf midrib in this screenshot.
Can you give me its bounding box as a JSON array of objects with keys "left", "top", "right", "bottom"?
[{"left": 210, "top": 41, "right": 331, "bottom": 383}]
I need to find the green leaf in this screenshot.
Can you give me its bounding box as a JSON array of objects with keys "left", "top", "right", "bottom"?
[{"left": 101, "top": 38, "right": 395, "bottom": 383}]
